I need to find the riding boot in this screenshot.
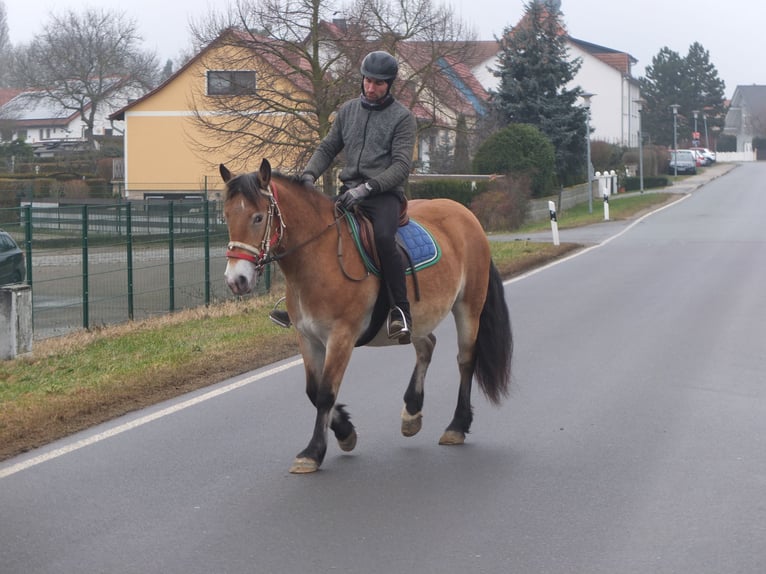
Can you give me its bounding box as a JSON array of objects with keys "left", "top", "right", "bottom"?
[
  {"left": 268, "top": 297, "right": 291, "bottom": 328},
  {"left": 388, "top": 300, "right": 411, "bottom": 344},
  {"left": 269, "top": 309, "right": 291, "bottom": 328}
]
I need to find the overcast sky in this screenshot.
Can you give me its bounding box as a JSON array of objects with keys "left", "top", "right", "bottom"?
[{"left": 4, "top": 0, "right": 759, "bottom": 98}]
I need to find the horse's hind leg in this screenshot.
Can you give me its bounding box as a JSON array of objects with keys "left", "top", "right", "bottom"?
[
  {"left": 439, "top": 358, "right": 474, "bottom": 445},
  {"left": 401, "top": 333, "right": 436, "bottom": 437},
  {"left": 332, "top": 403, "right": 357, "bottom": 452},
  {"left": 439, "top": 310, "right": 478, "bottom": 445}
]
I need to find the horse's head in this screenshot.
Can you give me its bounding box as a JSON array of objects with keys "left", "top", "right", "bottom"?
[{"left": 221, "top": 158, "right": 277, "bottom": 295}]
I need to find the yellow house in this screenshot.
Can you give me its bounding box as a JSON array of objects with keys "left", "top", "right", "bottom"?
[{"left": 109, "top": 31, "right": 313, "bottom": 200}]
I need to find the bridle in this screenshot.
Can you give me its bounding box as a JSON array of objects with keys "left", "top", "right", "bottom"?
[
  {"left": 226, "top": 181, "right": 284, "bottom": 269},
  {"left": 225, "top": 180, "right": 340, "bottom": 271}
]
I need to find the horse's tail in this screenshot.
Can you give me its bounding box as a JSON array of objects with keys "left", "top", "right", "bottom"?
[{"left": 474, "top": 261, "right": 512, "bottom": 404}]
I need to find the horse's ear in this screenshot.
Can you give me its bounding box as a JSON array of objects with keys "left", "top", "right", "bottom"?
[
  {"left": 219, "top": 164, "right": 233, "bottom": 183},
  {"left": 259, "top": 159, "right": 271, "bottom": 187}
]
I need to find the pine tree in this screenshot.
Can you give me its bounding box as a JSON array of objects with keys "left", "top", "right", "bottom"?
[
  {"left": 491, "top": 0, "right": 586, "bottom": 187},
  {"left": 639, "top": 48, "right": 685, "bottom": 148},
  {"left": 639, "top": 43, "right": 725, "bottom": 148},
  {"left": 682, "top": 42, "right": 726, "bottom": 143}
]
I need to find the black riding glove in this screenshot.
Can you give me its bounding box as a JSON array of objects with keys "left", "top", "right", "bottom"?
[
  {"left": 300, "top": 173, "right": 315, "bottom": 187},
  {"left": 338, "top": 183, "right": 371, "bottom": 210}
]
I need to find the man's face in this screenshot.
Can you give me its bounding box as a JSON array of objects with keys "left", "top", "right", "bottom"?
[{"left": 363, "top": 76, "right": 389, "bottom": 101}]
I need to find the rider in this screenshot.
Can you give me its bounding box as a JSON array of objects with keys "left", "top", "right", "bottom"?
[{"left": 270, "top": 50, "right": 417, "bottom": 343}]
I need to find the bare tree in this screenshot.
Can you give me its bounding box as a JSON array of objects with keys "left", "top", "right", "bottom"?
[
  {"left": 10, "top": 8, "right": 159, "bottom": 147},
  {"left": 0, "top": 0, "right": 12, "bottom": 87},
  {"left": 187, "top": 0, "right": 483, "bottom": 180}
]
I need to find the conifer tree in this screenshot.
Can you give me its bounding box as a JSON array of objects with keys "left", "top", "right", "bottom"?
[
  {"left": 639, "top": 43, "right": 725, "bottom": 148},
  {"left": 491, "top": 0, "right": 586, "bottom": 186}
]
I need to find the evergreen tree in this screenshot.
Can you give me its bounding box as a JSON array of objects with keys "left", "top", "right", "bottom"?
[
  {"left": 452, "top": 114, "right": 471, "bottom": 174},
  {"left": 682, "top": 42, "right": 726, "bottom": 144},
  {"left": 490, "top": 0, "right": 586, "bottom": 186},
  {"left": 639, "top": 47, "right": 684, "bottom": 148},
  {"left": 639, "top": 43, "right": 725, "bottom": 148}
]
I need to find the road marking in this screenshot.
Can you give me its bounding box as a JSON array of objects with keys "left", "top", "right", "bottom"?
[
  {"left": 505, "top": 194, "right": 691, "bottom": 285},
  {"left": 0, "top": 358, "right": 303, "bottom": 479}
]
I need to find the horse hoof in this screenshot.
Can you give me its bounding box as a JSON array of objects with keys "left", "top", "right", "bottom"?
[
  {"left": 438, "top": 430, "right": 465, "bottom": 445},
  {"left": 338, "top": 429, "right": 357, "bottom": 452},
  {"left": 401, "top": 410, "right": 423, "bottom": 437},
  {"left": 289, "top": 457, "right": 319, "bottom": 474}
]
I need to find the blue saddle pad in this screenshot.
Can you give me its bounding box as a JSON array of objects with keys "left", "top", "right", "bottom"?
[{"left": 345, "top": 214, "right": 441, "bottom": 276}]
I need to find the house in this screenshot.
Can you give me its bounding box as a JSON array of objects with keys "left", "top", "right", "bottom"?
[
  {"left": 109, "top": 26, "right": 493, "bottom": 199},
  {"left": 395, "top": 41, "right": 491, "bottom": 172},
  {"left": 109, "top": 30, "right": 318, "bottom": 200},
  {"left": 722, "top": 85, "right": 766, "bottom": 153},
  {"left": 466, "top": 35, "right": 641, "bottom": 148},
  {"left": 0, "top": 81, "right": 136, "bottom": 157}
]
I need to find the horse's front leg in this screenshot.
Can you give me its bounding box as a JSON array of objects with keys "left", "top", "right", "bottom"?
[
  {"left": 290, "top": 336, "right": 356, "bottom": 474},
  {"left": 401, "top": 333, "right": 436, "bottom": 437}
]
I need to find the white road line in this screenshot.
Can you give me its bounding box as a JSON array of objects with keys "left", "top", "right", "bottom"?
[
  {"left": 0, "top": 358, "right": 303, "bottom": 479},
  {"left": 505, "top": 194, "right": 691, "bottom": 285}
]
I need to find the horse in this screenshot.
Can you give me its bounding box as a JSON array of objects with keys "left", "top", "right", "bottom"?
[{"left": 220, "top": 159, "right": 513, "bottom": 474}]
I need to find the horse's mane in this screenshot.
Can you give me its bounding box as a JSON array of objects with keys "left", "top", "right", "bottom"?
[{"left": 226, "top": 169, "right": 325, "bottom": 203}]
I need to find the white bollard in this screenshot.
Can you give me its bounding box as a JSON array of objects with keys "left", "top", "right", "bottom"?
[{"left": 548, "top": 200, "right": 560, "bottom": 246}]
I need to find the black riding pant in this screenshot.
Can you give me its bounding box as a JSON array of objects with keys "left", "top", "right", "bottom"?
[{"left": 358, "top": 192, "right": 409, "bottom": 314}]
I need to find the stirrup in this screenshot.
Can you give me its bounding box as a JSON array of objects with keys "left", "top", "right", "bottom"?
[
  {"left": 387, "top": 305, "right": 411, "bottom": 344},
  {"left": 269, "top": 297, "right": 292, "bottom": 328}
]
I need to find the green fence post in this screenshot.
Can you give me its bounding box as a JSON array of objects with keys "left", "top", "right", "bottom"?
[
  {"left": 204, "top": 200, "right": 211, "bottom": 306},
  {"left": 126, "top": 202, "right": 134, "bottom": 320},
  {"left": 82, "top": 205, "right": 89, "bottom": 329},
  {"left": 23, "top": 204, "right": 32, "bottom": 287},
  {"left": 168, "top": 201, "right": 175, "bottom": 312}
]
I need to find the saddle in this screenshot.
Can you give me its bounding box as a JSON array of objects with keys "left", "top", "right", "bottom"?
[
  {"left": 344, "top": 200, "right": 441, "bottom": 278},
  {"left": 341, "top": 200, "right": 442, "bottom": 347}
]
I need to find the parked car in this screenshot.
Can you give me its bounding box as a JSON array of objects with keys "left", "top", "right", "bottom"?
[
  {"left": 691, "top": 149, "right": 705, "bottom": 167},
  {"left": 668, "top": 149, "right": 698, "bottom": 175},
  {"left": 0, "top": 230, "right": 26, "bottom": 285},
  {"left": 691, "top": 147, "right": 716, "bottom": 165}
]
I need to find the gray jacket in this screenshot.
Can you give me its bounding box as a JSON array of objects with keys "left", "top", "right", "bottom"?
[{"left": 304, "top": 96, "right": 417, "bottom": 197}]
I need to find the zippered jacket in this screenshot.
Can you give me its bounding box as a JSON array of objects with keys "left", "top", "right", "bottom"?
[{"left": 304, "top": 96, "right": 416, "bottom": 197}]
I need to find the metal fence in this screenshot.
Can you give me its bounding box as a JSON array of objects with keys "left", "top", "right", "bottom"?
[{"left": 0, "top": 200, "right": 274, "bottom": 340}]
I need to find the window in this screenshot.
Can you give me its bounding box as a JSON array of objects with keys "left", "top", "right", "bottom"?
[{"left": 207, "top": 70, "right": 256, "bottom": 96}]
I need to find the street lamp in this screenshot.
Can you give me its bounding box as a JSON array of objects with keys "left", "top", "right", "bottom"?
[
  {"left": 671, "top": 104, "right": 680, "bottom": 177},
  {"left": 634, "top": 98, "right": 645, "bottom": 193},
  {"left": 582, "top": 92, "right": 595, "bottom": 213}
]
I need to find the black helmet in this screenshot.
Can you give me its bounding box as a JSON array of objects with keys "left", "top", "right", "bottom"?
[{"left": 360, "top": 51, "right": 399, "bottom": 81}]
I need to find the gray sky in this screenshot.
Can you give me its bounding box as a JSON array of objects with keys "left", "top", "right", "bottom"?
[{"left": 4, "top": 0, "right": 758, "bottom": 98}]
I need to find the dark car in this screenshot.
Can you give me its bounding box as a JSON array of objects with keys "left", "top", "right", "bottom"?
[
  {"left": 668, "top": 150, "right": 697, "bottom": 175},
  {"left": 0, "top": 230, "right": 26, "bottom": 285}
]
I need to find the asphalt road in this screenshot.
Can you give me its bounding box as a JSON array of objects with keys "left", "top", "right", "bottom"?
[{"left": 2, "top": 162, "right": 765, "bottom": 573}]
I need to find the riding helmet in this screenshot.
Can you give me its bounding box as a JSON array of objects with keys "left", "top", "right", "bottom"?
[{"left": 360, "top": 51, "right": 399, "bottom": 81}]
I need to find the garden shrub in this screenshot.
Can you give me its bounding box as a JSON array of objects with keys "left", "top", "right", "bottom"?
[{"left": 473, "top": 124, "right": 556, "bottom": 198}]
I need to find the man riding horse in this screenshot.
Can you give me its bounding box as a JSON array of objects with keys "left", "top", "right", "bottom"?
[{"left": 270, "top": 50, "right": 416, "bottom": 343}]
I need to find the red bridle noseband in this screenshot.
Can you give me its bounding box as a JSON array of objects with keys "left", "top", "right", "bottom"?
[{"left": 226, "top": 182, "right": 285, "bottom": 269}]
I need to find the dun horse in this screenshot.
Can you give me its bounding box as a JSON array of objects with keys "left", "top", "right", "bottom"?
[{"left": 221, "top": 159, "right": 512, "bottom": 473}]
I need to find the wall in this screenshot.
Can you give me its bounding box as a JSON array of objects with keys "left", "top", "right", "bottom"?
[{"left": 715, "top": 151, "right": 757, "bottom": 162}]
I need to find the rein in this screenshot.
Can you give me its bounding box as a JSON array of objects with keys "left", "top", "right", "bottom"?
[{"left": 226, "top": 181, "right": 367, "bottom": 282}]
